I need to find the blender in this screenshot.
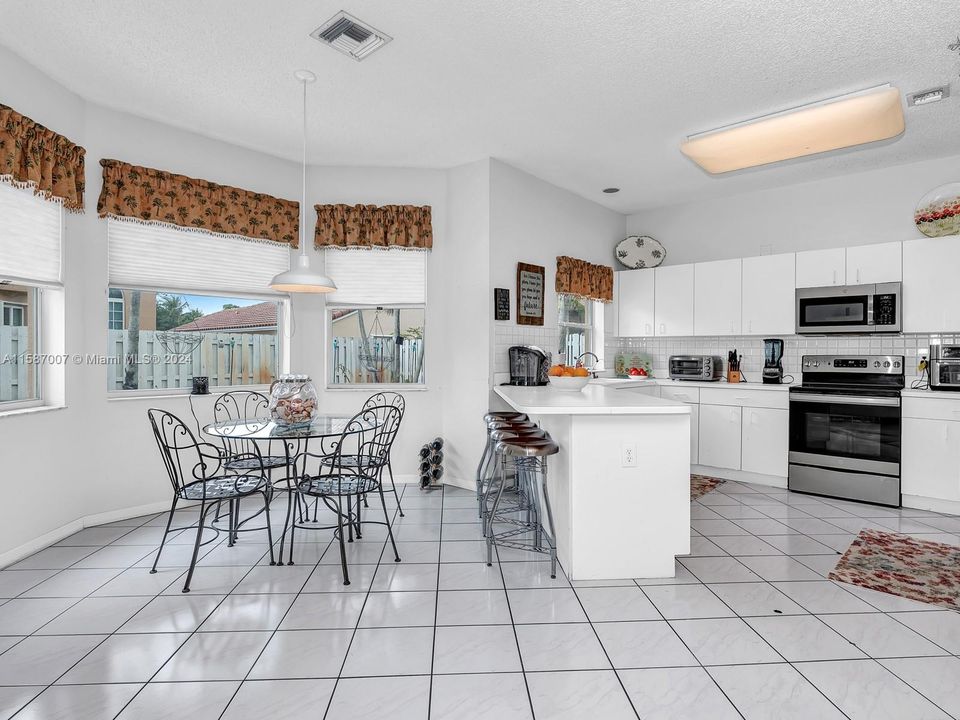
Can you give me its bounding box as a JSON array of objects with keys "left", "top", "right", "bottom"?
[{"left": 762, "top": 338, "right": 784, "bottom": 384}]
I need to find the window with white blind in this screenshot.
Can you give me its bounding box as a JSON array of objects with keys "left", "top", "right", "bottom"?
[
  {"left": 325, "top": 248, "right": 427, "bottom": 386},
  {"left": 106, "top": 219, "right": 289, "bottom": 394},
  {"left": 0, "top": 182, "right": 62, "bottom": 408}
]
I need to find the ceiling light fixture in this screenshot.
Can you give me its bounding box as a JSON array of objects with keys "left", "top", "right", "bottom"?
[
  {"left": 269, "top": 70, "right": 337, "bottom": 294},
  {"left": 602, "top": 187, "right": 621, "bottom": 194},
  {"left": 680, "top": 84, "right": 905, "bottom": 174}
]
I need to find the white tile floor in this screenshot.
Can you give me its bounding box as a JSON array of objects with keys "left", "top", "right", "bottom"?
[{"left": 0, "top": 482, "right": 958, "bottom": 719}]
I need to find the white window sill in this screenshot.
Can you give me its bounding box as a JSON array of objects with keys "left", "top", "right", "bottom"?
[
  {"left": 325, "top": 385, "right": 429, "bottom": 392},
  {"left": 0, "top": 404, "right": 66, "bottom": 420},
  {"left": 107, "top": 385, "right": 272, "bottom": 402}
]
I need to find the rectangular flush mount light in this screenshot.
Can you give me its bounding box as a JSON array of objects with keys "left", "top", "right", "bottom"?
[{"left": 680, "top": 85, "right": 904, "bottom": 174}]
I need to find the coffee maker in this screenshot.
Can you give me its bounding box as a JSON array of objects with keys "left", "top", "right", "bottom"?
[
  {"left": 508, "top": 346, "right": 550, "bottom": 386},
  {"left": 762, "top": 338, "right": 784, "bottom": 384}
]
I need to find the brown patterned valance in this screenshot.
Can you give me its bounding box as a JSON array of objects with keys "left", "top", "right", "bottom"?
[
  {"left": 314, "top": 204, "right": 433, "bottom": 250},
  {"left": 556, "top": 255, "right": 614, "bottom": 303},
  {"left": 97, "top": 159, "right": 300, "bottom": 246},
  {"left": 0, "top": 103, "right": 85, "bottom": 211}
]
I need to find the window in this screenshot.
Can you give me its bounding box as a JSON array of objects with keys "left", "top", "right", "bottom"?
[
  {"left": 0, "top": 182, "right": 62, "bottom": 409},
  {"left": 107, "top": 288, "right": 282, "bottom": 392},
  {"left": 106, "top": 219, "right": 290, "bottom": 394},
  {"left": 107, "top": 289, "right": 124, "bottom": 330},
  {"left": 557, "top": 295, "right": 603, "bottom": 366},
  {"left": 325, "top": 248, "right": 427, "bottom": 386}
]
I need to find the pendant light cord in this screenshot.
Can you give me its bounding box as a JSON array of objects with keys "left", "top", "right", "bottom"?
[{"left": 300, "top": 76, "right": 308, "bottom": 262}]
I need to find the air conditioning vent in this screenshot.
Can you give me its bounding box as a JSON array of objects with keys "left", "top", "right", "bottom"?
[{"left": 310, "top": 11, "right": 392, "bottom": 62}]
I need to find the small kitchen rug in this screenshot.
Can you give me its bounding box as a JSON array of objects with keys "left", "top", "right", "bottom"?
[
  {"left": 829, "top": 529, "right": 960, "bottom": 611},
  {"left": 691, "top": 474, "right": 726, "bottom": 500}
]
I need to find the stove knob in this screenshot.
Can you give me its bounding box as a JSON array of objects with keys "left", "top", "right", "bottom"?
[
  {"left": 883, "top": 361, "right": 891, "bottom": 368},
  {"left": 894, "top": 361, "right": 901, "bottom": 368},
  {"left": 874, "top": 361, "right": 881, "bottom": 368}
]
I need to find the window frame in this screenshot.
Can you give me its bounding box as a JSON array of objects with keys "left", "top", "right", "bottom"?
[
  {"left": 105, "top": 285, "right": 289, "bottom": 398},
  {"left": 1, "top": 302, "right": 26, "bottom": 327},
  {"left": 557, "top": 295, "right": 605, "bottom": 367},
  {"left": 325, "top": 303, "right": 428, "bottom": 391},
  {"left": 107, "top": 289, "right": 124, "bottom": 331},
  {"left": 0, "top": 286, "right": 43, "bottom": 412}
]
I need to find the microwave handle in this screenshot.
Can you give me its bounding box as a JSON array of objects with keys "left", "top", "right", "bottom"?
[{"left": 866, "top": 294, "right": 874, "bottom": 326}]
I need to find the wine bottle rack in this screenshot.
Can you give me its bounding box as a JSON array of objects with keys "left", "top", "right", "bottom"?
[{"left": 418, "top": 437, "right": 444, "bottom": 490}]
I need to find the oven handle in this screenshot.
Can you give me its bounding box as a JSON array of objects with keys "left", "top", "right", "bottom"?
[{"left": 790, "top": 393, "right": 900, "bottom": 407}]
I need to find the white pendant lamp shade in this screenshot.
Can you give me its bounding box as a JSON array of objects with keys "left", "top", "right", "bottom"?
[{"left": 270, "top": 69, "right": 337, "bottom": 293}]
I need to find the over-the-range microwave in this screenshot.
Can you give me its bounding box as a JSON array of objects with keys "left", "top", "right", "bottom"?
[{"left": 796, "top": 282, "right": 901, "bottom": 335}]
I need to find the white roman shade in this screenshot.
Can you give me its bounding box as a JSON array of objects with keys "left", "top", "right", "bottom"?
[
  {"left": 107, "top": 219, "right": 291, "bottom": 294},
  {"left": 0, "top": 181, "right": 63, "bottom": 286},
  {"left": 325, "top": 248, "right": 427, "bottom": 305}
]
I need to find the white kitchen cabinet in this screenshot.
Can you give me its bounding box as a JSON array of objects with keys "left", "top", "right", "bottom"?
[
  {"left": 902, "top": 417, "right": 960, "bottom": 501},
  {"left": 741, "top": 407, "right": 789, "bottom": 477},
  {"left": 698, "top": 403, "right": 741, "bottom": 470},
  {"left": 604, "top": 271, "right": 620, "bottom": 337},
  {"left": 694, "top": 259, "right": 742, "bottom": 336},
  {"left": 845, "top": 241, "right": 902, "bottom": 285},
  {"left": 617, "top": 270, "right": 656, "bottom": 337},
  {"left": 903, "top": 237, "right": 960, "bottom": 333},
  {"left": 654, "top": 263, "right": 694, "bottom": 336},
  {"left": 796, "top": 248, "right": 845, "bottom": 288},
  {"left": 741, "top": 253, "right": 795, "bottom": 335}
]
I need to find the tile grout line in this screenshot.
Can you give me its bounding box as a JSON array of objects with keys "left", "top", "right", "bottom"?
[{"left": 425, "top": 484, "right": 443, "bottom": 719}]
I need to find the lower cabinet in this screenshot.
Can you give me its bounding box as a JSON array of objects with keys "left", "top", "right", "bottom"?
[
  {"left": 699, "top": 404, "right": 741, "bottom": 470},
  {"left": 741, "top": 407, "right": 789, "bottom": 477},
  {"left": 688, "top": 403, "right": 700, "bottom": 465},
  {"left": 902, "top": 418, "right": 960, "bottom": 501}
]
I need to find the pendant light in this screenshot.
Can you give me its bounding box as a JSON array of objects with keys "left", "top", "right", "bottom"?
[{"left": 269, "top": 69, "right": 337, "bottom": 293}]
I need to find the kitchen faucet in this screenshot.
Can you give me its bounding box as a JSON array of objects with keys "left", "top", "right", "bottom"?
[{"left": 576, "top": 352, "right": 600, "bottom": 378}]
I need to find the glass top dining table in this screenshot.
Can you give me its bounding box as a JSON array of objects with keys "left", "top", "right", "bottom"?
[{"left": 202, "top": 414, "right": 375, "bottom": 441}]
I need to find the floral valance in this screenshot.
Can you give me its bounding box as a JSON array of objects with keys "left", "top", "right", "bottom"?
[
  {"left": 556, "top": 255, "right": 614, "bottom": 303},
  {"left": 314, "top": 204, "right": 433, "bottom": 250},
  {"left": 97, "top": 159, "right": 300, "bottom": 246},
  {"left": 0, "top": 103, "right": 85, "bottom": 212}
]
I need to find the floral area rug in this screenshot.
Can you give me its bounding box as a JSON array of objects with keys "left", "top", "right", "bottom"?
[
  {"left": 690, "top": 474, "right": 726, "bottom": 500},
  {"left": 829, "top": 529, "right": 960, "bottom": 611}
]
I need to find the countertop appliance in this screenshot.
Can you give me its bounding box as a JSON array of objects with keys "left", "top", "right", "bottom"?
[
  {"left": 796, "top": 282, "right": 901, "bottom": 335},
  {"left": 788, "top": 354, "right": 904, "bottom": 507},
  {"left": 669, "top": 355, "right": 723, "bottom": 382},
  {"left": 508, "top": 345, "right": 550, "bottom": 386},
  {"left": 929, "top": 345, "right": 960, "bottom": 391},
  {"left": 762, "top": 338, "right": 784, "bottom": 384}
]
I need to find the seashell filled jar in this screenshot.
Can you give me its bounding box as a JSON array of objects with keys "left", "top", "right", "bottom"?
[{"left": 268, "top": 374, "right": 318, "bottom": 428}]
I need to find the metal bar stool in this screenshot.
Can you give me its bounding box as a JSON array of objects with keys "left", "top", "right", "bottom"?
[
  {"left": 475, "top": 413, "right": 532, "bottom": 514},
  {"left": 486, "top": 434, "right": 560, "bottom": 578},
  {"left": 480, "top": 426, "right": 547, "bottom": 536},
  {"left": 476, "top": 418, "right": 543, "bottom": 524}
]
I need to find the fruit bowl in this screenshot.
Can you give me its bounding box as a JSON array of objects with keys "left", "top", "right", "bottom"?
[{"left": 548, "top": 375, "right": 591, "bottom": 392}]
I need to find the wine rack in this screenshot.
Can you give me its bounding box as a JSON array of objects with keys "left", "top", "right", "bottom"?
[{"left": 418, "top": 437, "right": 444, "bottom": 490}]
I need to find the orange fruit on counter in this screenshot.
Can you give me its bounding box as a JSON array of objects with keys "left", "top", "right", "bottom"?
[
  {"left": 561, "top": 367, "right": 576, "bottom": 377},
  {"left": 571, "top": 367, "right": 590, "bottom": 377},
  {"left": 548, "top": 364, "right": 565, "bottom": 377}
]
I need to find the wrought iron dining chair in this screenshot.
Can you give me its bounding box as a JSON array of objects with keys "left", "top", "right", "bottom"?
[
  {"left": 288, "top": 405, "right": 402, "bottom": 584},
  {"left": 147, "top": 409, "right": 275, "bottom": 593},
  {"left": 358, "top": 392, "right": 406, "bottom": 516}
]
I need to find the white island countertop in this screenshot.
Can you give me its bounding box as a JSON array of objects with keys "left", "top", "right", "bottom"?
[{"left": 494, "top": 383, "right": 690, "bottom": 415}]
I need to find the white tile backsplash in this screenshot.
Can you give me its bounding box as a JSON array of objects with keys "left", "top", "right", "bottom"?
[
  {"left": 606, "top": 334, "right": 934, "bottom": 382},
  {"left": 494, "top": 324, "right": 559, "bottom": 374}
]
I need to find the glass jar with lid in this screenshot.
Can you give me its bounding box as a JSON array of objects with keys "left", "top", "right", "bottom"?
[{"left": 268, "top": 374, "right": 318, "bottom": 428}]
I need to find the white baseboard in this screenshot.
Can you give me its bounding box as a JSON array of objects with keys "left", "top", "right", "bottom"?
[
  {"left": 902, "top": 494, "right": 960, "bottom": 515},
  {"left": 693, "top": 466, "right": 788, "bottom": 489},
  {"left": 0, "top": 499, "right": 174, "bottom": 570}
]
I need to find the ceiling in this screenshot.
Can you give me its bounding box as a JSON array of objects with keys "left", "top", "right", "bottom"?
[{"left": 1, "top": 1, "right": 958, "bottom": 213}]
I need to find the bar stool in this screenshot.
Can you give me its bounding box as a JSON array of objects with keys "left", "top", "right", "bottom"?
[
  {"left": 486, "top": 434, "right": 560, "bottom": 578},
  {"left": 479, "top": 426, "right": 547, "bottom": 535},
  {"left": 475, "top": 414, "right": 533, "bottom": 513}
]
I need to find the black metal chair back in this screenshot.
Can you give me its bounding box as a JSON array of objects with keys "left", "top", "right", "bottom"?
[
  {"left": 147, "top": 408, "right": 222, "bottom": 498},
  {"left": 214, "top": 390, "right": 271, "bottom": 459},
  {"left": 363, "top": 391, "right": 405, "bottom": 418},
  {"left": 360, "top": 404, "right": 403, "bottom": 474}
]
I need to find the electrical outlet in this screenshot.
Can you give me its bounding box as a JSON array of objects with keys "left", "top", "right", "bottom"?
[{"left": 621, "top": 442, "right": 638, "bottom": 468}]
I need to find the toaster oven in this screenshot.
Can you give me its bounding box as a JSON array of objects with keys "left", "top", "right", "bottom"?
[
  {"left": 669, "top": 355, "right": 723, "bottom": 381},
  {"left": 930, "top": 345, "right": 960, "bottom": 391}
]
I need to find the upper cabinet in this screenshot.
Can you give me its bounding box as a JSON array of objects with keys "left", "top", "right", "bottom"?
[
  {"left": 904, "top": 237, "right": 960, "bottom": 333},
  {"left": 604, "top": 271, "right": 620, "bottom": 337},
  {"left": 694, "top": 259, "right": 742, "bottom": 336},
  {"left": 845, "top": 241, "right": 902, "bottom": 285},
  {"left": 617, "top": 269, "right": 656, "bottom": 337},
  {"left": 795, "top": 248, "right": 845, "bottom": 288},
  {"left": 654, "top": 264, "right": 695, "bottom": 337},
  {"left": 741, "top": 253, "right": 795, "bottom": 336}
]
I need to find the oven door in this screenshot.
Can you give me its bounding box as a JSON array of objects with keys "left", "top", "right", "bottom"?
[
  {"left": 788, "top": 391, "right": 901, "bottom": 475},
  {"left": 796, "top": 293, "right": 871, "bottom": 334}
]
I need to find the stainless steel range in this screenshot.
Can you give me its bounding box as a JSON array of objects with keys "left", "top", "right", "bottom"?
[{"left": 788, "top": 355, "right": 904, "bottom": 507}]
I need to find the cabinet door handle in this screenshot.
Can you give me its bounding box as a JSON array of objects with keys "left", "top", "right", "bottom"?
[
  {"left": 748, "top": 320, "right": 753, "bottom": 333},
  {"left": 660, "top": 323, "right": 666, "bottom": 335},
  {"left": 645, "top": 323, "right": 652, "bottom": 335},
  {"left": 730, "top": 409, "right": 738, "bottom": 422},
  {"left": 833, "top": 270, "right": 837, "bottom": 285},
  {"left": 856, "top": 268, "right": 862, "bottom": 283}
]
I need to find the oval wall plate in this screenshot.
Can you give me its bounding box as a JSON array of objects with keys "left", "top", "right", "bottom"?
[
  {"left": 615, "top": 235, "right": 666, "bottom": 269},
  {"left": 915, "top": 183, "right": 960, "bottom": 238}
]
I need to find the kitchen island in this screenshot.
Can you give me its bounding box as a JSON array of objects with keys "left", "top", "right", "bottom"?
[{"left": 493, "top": 382, "right": 691, "bottom": 580}]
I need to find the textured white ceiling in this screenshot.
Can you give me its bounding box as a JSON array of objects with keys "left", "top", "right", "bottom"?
[{"left": 1, "top": 0, "right": 958, "bottom": 212}]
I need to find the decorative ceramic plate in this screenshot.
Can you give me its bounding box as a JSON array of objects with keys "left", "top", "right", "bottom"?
[
  {"left": 615, "top": 235, "right": 666, "bottom": 269},
  {"left": 915, "top": 183, "right": 960, "bottom": 238}
]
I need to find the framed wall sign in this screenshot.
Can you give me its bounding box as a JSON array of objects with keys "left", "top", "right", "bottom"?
[
  {"left": 494, "top": 288, "right": 510, "bottom": 321},
  {"left": 516, "top": 262, "right": 545, "bottom": 326}
]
